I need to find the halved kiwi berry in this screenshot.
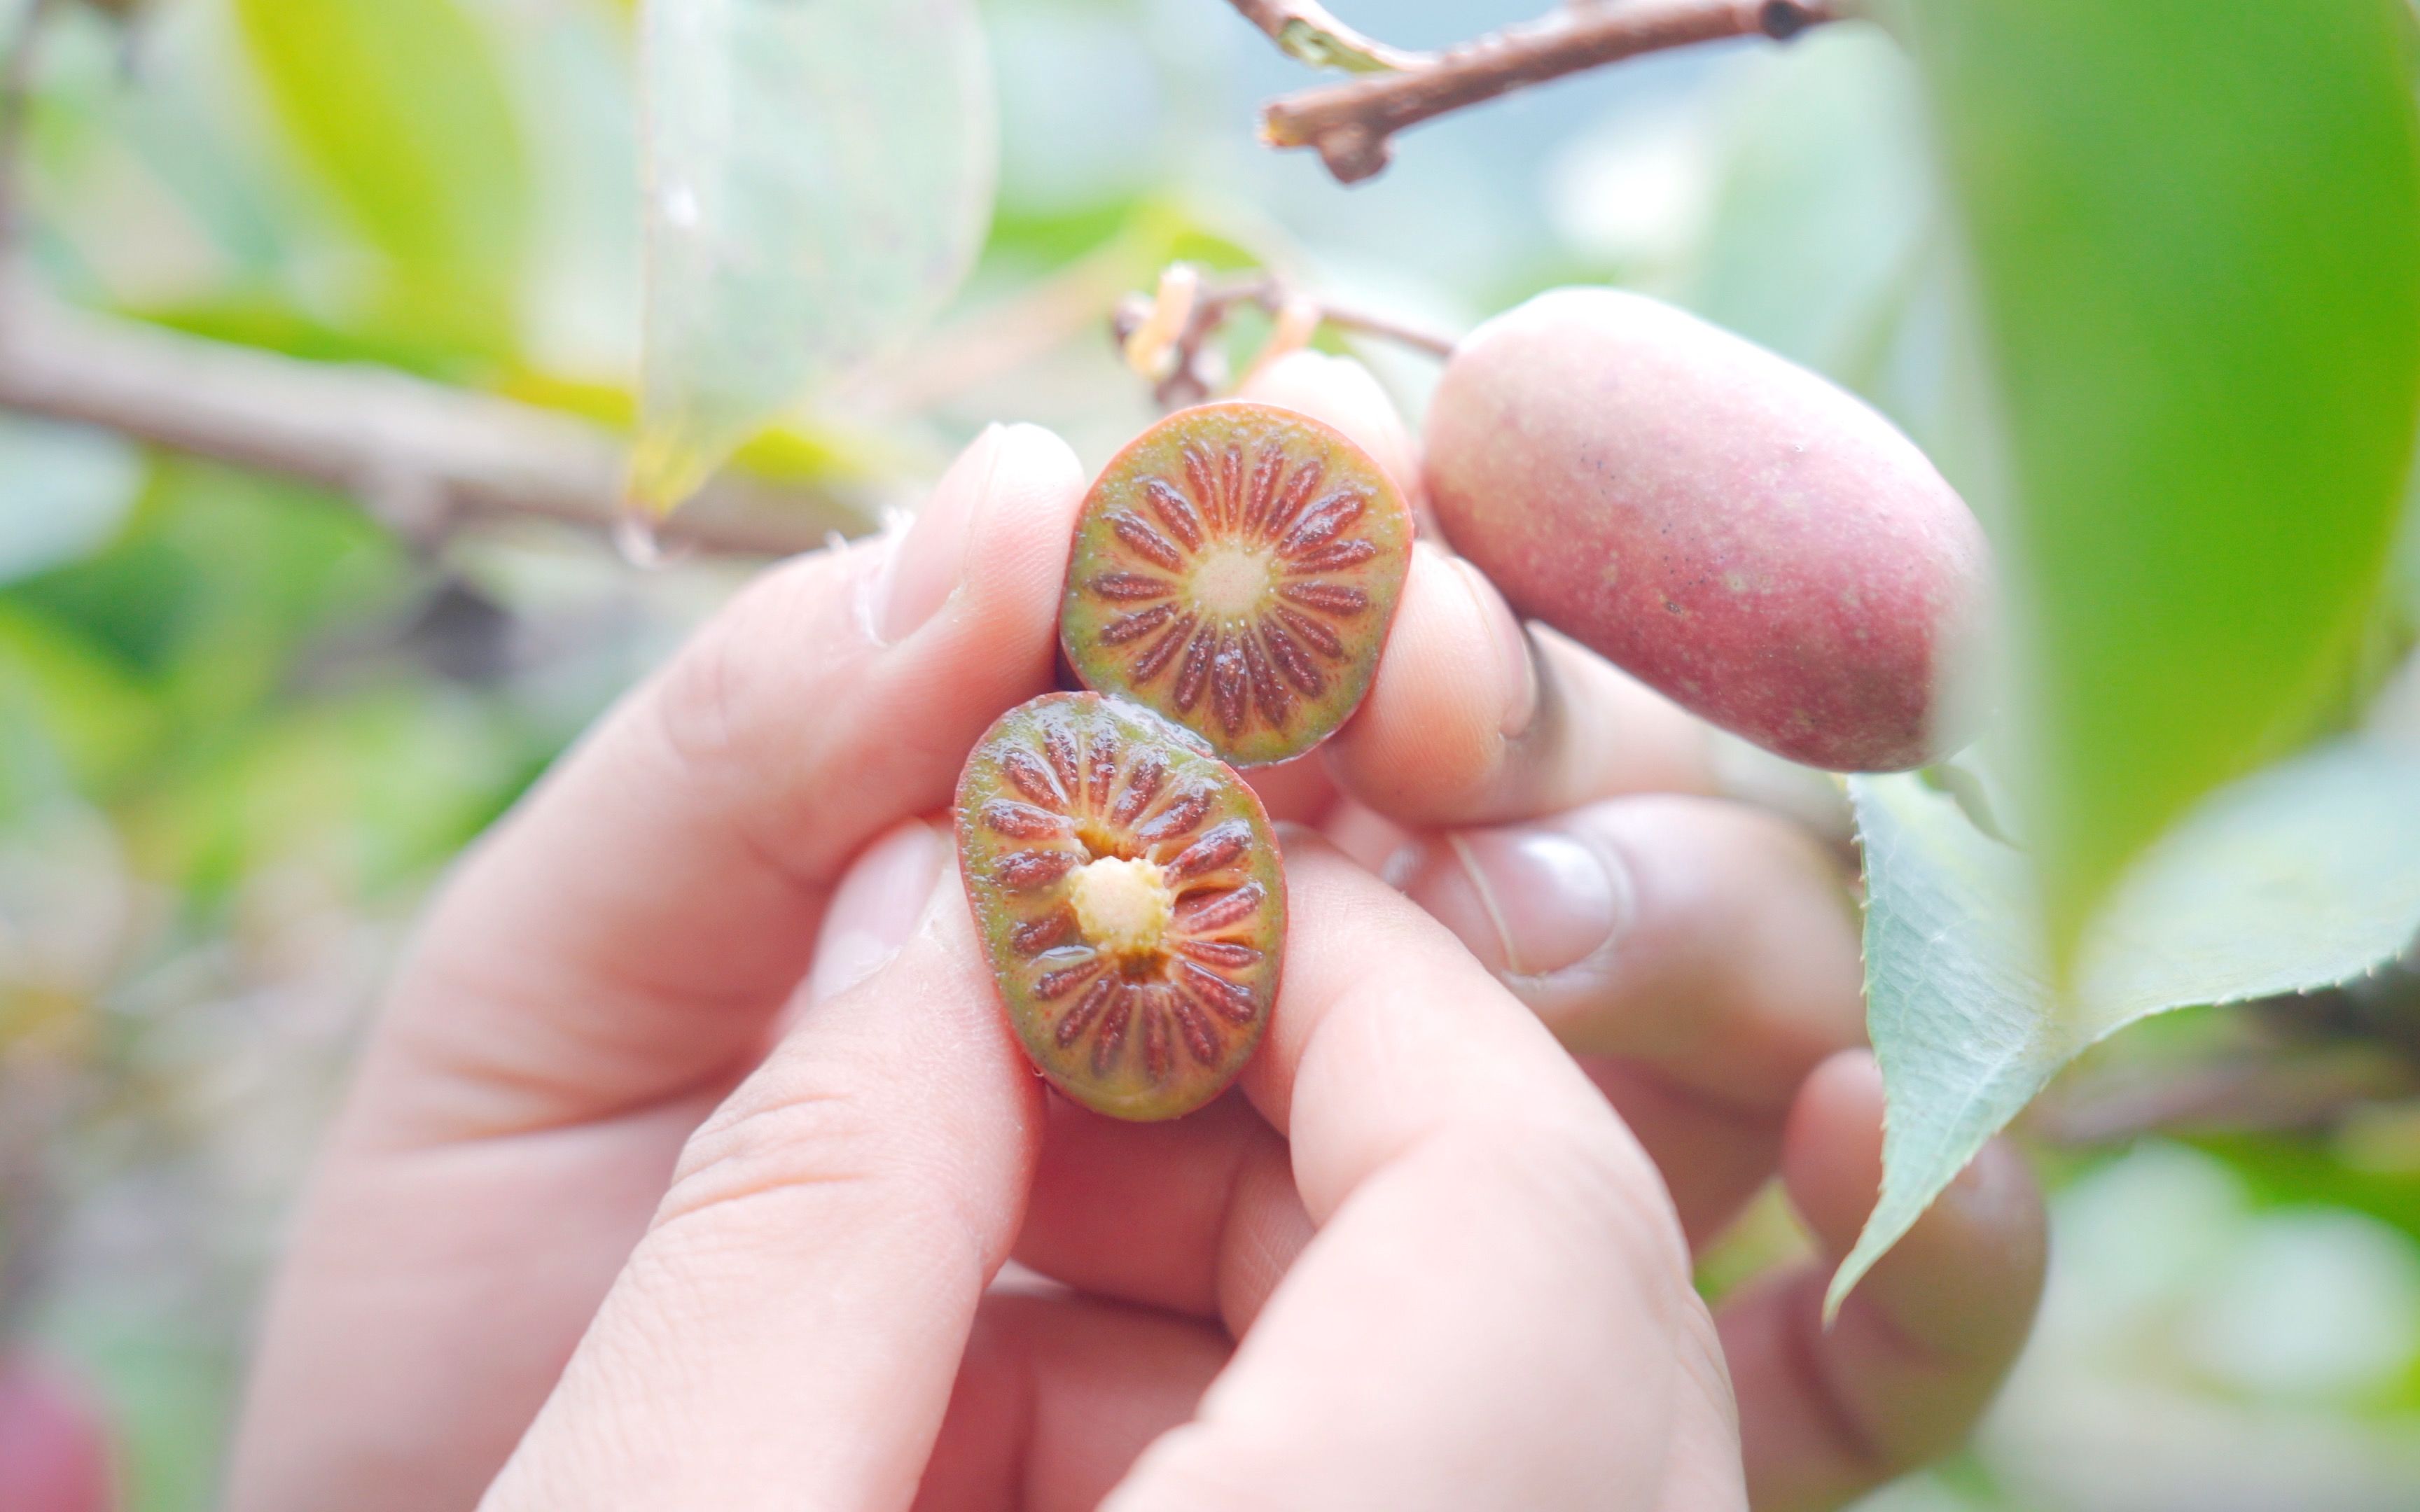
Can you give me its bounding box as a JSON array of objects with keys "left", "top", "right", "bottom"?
[
  {"left": 956, "top": 692, "right": 1287, "bottom": 1121},
  {"left": 1059, "top": 401, "right": 1414, "bottom": 767}
]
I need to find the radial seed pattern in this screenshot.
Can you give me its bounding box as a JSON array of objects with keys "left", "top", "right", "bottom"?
[
  {"left": 956, "top": 692, "right": 1287, "bottom": 1121},
  {"left": 1061, "top": 401, "right": 1414, "bottom": 766}
]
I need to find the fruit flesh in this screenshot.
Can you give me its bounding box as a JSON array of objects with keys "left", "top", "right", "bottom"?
[
  {"left": 1061, "top": 401, "right": 1414, "bottom": 767},
  {"left": 956, "top": 692, "right": 1286, "bottom": 1121},
  {"left": 1424, "top": 288, "right": 1992, "bottom": 773}
]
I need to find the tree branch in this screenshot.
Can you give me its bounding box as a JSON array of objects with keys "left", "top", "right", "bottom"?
[
  {"left": 0, "top": 288, "right": 870, "bottom": 556},
  {"left": 1109, "top": 267, "right": 1458, "bottom": 409},
  {"left": 1221, "top": 0, "right": 1431, "bottom": 74},
  {"left": 1258, "top": 0, "right": 1842, "bottom": 183}
]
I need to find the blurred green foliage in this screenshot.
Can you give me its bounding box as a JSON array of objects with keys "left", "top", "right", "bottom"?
[
  {"left": 1905, "top": 0, "right": 2420, "bottom": 961},
  {"left": 3, "top": 3, "right": 2420, "bottom": 1510}
]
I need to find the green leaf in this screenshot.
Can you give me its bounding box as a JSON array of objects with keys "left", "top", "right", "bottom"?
[
  {"left": 232, "top": 0, "right": 529, "bottom": 354},
  {"left": 1835, "top": 743, "right": 2420, "bottom": 1315},
  {"left": 1905, "top": 0, "right": 2420, "bottom": 960},
  {"left": 631, "top": 0, "right": 995, "bottom": 513}
]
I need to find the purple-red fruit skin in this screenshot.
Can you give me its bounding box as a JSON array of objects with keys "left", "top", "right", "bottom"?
[{"left": 1425, "top": 288, "right": 1991, "bottom": 772}]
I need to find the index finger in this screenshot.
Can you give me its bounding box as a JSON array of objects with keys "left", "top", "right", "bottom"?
[{"left": 354, "top": 424, "right": 1085, "bottom": 1145}]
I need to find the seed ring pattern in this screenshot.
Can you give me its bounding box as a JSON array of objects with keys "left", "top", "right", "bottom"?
[
  {"left": 1060, "top": 401, "right": 1414, "bottom": 767},
  {"left": 957, "top": 693, "right": 1287, "bottom": 1121}
]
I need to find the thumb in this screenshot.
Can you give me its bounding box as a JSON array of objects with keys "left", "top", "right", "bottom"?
[{"left": 480, "top": 819, "right": 1046, "bottom": 1512}]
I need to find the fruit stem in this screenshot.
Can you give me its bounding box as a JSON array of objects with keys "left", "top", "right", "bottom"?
[{"left": 1111, "top": 265, "right": 1456, "bottom": 410}]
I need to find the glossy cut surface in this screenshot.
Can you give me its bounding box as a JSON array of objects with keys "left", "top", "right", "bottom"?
[
  {"left": 956, "top": 693, "right": 1286, "bottom": 1120},
  {"left": 1061, "top": 401, "right": 1414, "bottom": 767}
]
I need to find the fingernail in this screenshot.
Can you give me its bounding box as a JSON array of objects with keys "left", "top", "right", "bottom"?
[
  {"left": 1451, "top": 556, "right": 1538, "bottom": 737},
  {"left": 808, "top": 819, "right": 948, "bottom": 1002},
  {"left": 875, "top": 424, "right": 1008, "bottom": 644},
  {"left": 1407, "top": 826, "right": 1630, "bottom": 979}
]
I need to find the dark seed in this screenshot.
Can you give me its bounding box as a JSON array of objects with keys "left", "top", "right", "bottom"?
[
  {"left": 1000, "top": 748, "right": 1064, "bottom": 806},
  {"left": 1144, "top": 477, "right": 1205, "bottom": 552},
  {"left": 1110, "top": 752, "right": 1167, "bottom": 827},
  {"left": 1110, "top": 511, "right": 1185, "bottom": 571},
  {"left": 1275, "top": 605, "right": 1346, "bottom": 659},
  {"left": 1136, "top": 788, "right": 1213, "bottom": 844},
  {"left": 1171, "top": 991, "right": 1221, "bottom": 1066},
  {"left": 1057, "top": 974, "right": 1118, "bottom": 1047},
  {"left": 1092, "top": 573, "right": 1175, "bottom": 602},
  {"left": 1092, "top": 988, "right": 1133, "bottom": 1074},
  {"left": 1263, "top": 622, "right": 1327, "bottom": 697},
  {"left": 1101, "top": 604, "right": 1175, "bottom": 646},
  {"left": 1175, "top": 880, "right": 1265, "bottom": 932},
  {"left": 1034, "top": 960, "right": 1103, "bottom": 1001},
  {"left": 1262, "top": 460, "right": 1325, "bottom": 542},
  {"left": 1284, "top": 538, "right": 1378, "bottom": 573},
  {"left": 996, "top": 848, "right": 1079, "bottom": 891},
  {"left": 983, "top": 801, "right": 1069, "bottom": 841},
  {"left": 1279, "top": 492, "right": 1367, "bottom": 558},
  {"left": 1130, "top": 612, "right": 1196, "bottom": 684},
  {"left": 1179, "top": 960, "right": 1259, "bottom": 1025},
  {"left": 1279, "top": 581, "right": 1370, "bottom": 617},
  {"left": 1013, "top": 908, "right": 1078, "bottom": 955},
  {"left": 1176, "top": 938, "right": 1261, "bottom": 969},
  {"left": 1166, "top": 820, "right": 1250, "bottom": 882},
  {"left": 1173, "top": 624, "right": 1215, "bottom": 712}
]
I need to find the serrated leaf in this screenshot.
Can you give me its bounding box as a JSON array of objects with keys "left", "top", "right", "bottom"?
[
  {"left": 1834, "top": 743, "right": 2420, "bottom": 1315},
  {"left": 232, "top": 0, "right": 529, "bottom": 352},
  {"left": 1904, "top": 0, "right": 2420, "bottom": 962},
  {"left": 630, "top": 0, "right": 995, "bottom": 514}
]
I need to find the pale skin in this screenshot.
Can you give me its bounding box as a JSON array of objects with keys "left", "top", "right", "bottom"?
[{"left": 228, "top": 353, "right": 2045, "bottom": 1511}]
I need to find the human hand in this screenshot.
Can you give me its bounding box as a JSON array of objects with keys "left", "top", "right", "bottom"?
[{"left": 228, "top": 356, "right": 2043, "bottom": 1511}]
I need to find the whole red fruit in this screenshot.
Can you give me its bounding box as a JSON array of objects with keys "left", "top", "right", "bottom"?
[{"left": 1426, "top": 288, "right": 1991, "bottom": 772}]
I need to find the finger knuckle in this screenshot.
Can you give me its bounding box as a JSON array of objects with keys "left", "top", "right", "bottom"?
[
  {"left": 655, "top": 1062, "right": 896, "bottom": 1233},
  {"left": 651, "top": 554, "right": 840, "bottom": 792}
]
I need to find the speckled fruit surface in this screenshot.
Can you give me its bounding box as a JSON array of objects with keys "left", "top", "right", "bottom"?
[
  {"left": 1426, "top": 288, "right": 1992, "bottom": 772},
  {"left": 1060, "top": 401, "right": 1413, "bottom": 768},
  {"left": 956, "top": 692, "right": 1286, "bottom": 1121}
]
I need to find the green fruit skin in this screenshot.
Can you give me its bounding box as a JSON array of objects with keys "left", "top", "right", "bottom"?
[
  {"left": 1426, "top": 288, "right": 1993, "bottom": 773},
  {"left": 1060, "top": 401, "right": 1414, "bottom": 768},
  {"left": 955, "top": 693, "right": 1286, "bottom": 1121}
]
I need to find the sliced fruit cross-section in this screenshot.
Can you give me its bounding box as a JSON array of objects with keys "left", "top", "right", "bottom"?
[
  {"left": 1060, "top": 400, "right": 1414, "bottom": 767},
  {"left": 956, "top": 692, "right": 1288, "bottom": 1121}
]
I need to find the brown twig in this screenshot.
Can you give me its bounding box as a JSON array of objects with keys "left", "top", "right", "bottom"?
[
  {"left": 1110, "top": 269, "right": 1457, "bottom": 409},
  {"left": 0, "top": 288, "right": 871, "bottom": 556},
  {"left": 1221, "top": 0, "right": 1431, "bottom": 74},
  {"left": 1257, "top": 0, "right": 1841, "bottom": 183}
]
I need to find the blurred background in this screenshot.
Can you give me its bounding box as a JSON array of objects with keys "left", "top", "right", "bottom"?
[{"left": 1, "top": 1, "right": 2418, "bottom": 1508}]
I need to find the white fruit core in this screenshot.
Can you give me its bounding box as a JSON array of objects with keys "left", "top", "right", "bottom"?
[
  {"left": 1070, "top": 856, "right": 1174, "bottom": 958},
  {"left": 1192, "top": 545, "right": 1272, "bottom": 618}
]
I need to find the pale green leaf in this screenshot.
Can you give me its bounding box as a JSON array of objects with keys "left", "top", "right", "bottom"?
[
  {"left": 631, "top": 0, "right": 995, "bottom": 513},
  {"left": 232, "top": 0, "right": 529, "bottom": 351},
  {"left": 1833, "top": 745, "right": 2420, "bottom": 1315},
  {"left": 1904, "top": 0, "right": 2420, "bottom": 960}
]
